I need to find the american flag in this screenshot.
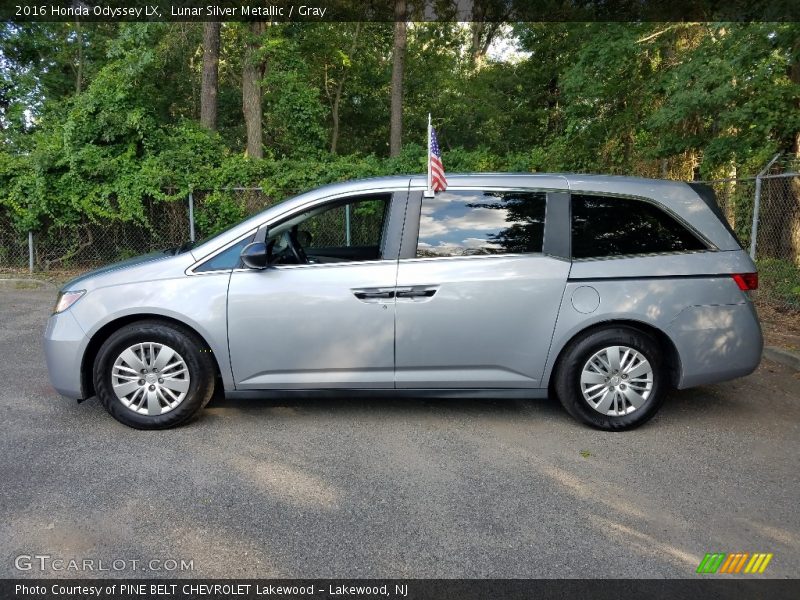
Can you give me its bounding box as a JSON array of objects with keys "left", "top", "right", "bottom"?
[{"left": 429, "top": 127, "right": 447, "bottom": 192}]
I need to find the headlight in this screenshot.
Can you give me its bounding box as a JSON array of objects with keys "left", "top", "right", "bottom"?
[{"left": 53, "top": 290, "right": 86, "bottom": 314}]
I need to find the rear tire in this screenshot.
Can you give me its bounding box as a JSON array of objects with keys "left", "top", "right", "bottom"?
[
  {"left": 554, "top": 326, "right": 667, "bottom": 431},
  {"left": 94, "top": 321, "right": 215, "bottom": 429}
]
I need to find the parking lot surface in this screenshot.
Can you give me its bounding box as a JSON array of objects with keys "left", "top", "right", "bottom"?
[{"left": 1, "top": 286, "right": 798, "bottom": 578}]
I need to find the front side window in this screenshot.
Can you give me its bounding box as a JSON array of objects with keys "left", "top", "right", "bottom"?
[
  {"left": 268, "top": 194, "right": 391, "bottom": 265},
  {"left": 416, "top": 190, "right": 546, "bottom": 258},
  {"left": 571, "top": 194, "right": 707, "bottom": 259}
]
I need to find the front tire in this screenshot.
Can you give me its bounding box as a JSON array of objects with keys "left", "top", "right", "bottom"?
[
  {"left": 554, "top": 326, "right": 667, "bottom": 431},
  {"left": 94, "top": 321, "right": 215, "bottom": 429}
]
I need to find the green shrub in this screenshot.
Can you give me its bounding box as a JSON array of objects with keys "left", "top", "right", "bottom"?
[{"left": 757, "top": 258, "right": 800, "bottom": 311}]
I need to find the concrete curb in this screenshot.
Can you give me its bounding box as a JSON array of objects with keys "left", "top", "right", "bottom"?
[
  {"left": 763, "top": 346, "right": 800, "bottom": 372},
  {"left": 0, "top": 278, "right": 57, "bottom": 290}
]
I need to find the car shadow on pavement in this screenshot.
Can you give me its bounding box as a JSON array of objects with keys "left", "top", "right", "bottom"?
[{"left": 203, "top": 393, "right": 568, "bottom": 421}]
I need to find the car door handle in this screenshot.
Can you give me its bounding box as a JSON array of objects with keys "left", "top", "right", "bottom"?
[
  {"left": 396, "top": 289, "right": 437, "bottom": 298},
  {"left": 353, "top": 290, "right": 394, "bottom": 300},
  {"left": 395, "top": 286, "right": 438, "bottom": 302}
]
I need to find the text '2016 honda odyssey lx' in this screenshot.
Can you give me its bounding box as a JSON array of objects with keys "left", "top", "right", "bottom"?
[{"left": 44, "top": 174, "right": 763, "bottom": 430}]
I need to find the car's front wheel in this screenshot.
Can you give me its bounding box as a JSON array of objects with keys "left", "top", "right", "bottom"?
[
  {"left": 554, "top": 326, "right": 667, "bottom": 430},
  {"left": 93, "top": 321, "right": 215, "bottom": 429}
]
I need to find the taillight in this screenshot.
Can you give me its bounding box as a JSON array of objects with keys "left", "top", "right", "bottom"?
[{"left": 732, "top": 273, "right": 758, "bottom": 291}]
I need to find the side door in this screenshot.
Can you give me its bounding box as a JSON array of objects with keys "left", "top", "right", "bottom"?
[
  {"left": 394, "top": 187, "right": 571, "bottom": 389},
  {"left": 227, "top": 190, "right": 407, "bottom": 389}
]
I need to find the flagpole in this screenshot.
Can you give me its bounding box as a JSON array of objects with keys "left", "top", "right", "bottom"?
[{"left": 425, "top": 113, "right": 434, "bottom": 197}]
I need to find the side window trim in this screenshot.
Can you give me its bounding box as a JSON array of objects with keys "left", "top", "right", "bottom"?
[
  {"left": 381, "top": 189, "right": 409, "bottom": 261},
  {"left": 543, "top": 191, "right": 570, "bottom": 259},
  {"left": 399, "top": 190, "right": 423, "bottom": 259}
]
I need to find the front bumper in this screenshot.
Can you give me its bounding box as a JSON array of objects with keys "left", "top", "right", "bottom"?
[{"left": 43, "top": 310, "right": 89, "bottom": 399}]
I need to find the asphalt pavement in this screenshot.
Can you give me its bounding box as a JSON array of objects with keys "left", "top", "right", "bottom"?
[{"left": 1, "top": 285, "right": 798, "bottom": 578}]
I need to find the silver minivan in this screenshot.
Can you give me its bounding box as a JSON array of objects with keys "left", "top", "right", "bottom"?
[{"left": 43, "top": 174, "right": 763, "bottom": 430}]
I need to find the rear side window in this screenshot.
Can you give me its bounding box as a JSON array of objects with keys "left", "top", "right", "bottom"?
[
  {"left": 571, "top": 194, "right": 706, "bottom": 259},
  {"left": 417, "top": 190, "right": 546, "bottom": 257}
]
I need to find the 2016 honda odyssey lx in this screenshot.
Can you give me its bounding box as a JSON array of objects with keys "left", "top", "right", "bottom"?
[{"left": 44, "top": 174, "right": 763, "bottom": 430}]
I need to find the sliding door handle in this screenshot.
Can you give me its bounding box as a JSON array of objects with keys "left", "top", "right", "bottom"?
[
  {"left": 396, "top": 289, "right": 437, "bottom": 299},
  {"left": 395, "top": 286, "right": 438, "bottom": 301}
]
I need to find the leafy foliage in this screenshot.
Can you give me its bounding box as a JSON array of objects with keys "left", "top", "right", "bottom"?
[
  {"left": 1, "top": 21, "right": 798, "bottom": 239},
  {"left": 757, "top": 258, "right": 800, "bottom": 310}
]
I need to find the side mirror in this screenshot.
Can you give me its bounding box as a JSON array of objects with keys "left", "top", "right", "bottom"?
[{"left": 240, "top": 241, "right": 270, "bottom": 270}]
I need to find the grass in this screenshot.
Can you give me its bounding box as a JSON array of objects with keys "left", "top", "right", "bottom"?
[
  {"left": 756, "top": 258, "right": 800, "bottom": 312},
  {"left": 0, "top": 268, "right": 81, "bottom": 286}
]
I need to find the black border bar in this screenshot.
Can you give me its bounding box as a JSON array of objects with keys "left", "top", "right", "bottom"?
[
  {"left": 4, "top": 0, "right": 800, "bottom": 23},
  {"left": 3, "top": 579, "right": 800, "bottom": 600}
]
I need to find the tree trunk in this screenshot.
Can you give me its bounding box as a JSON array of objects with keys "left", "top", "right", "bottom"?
[
  {"left": 389, "top": 0, "right": 406, "bottom": 157},
  {"left": 788, "top": 35, "right": 800, "bottom": 261},
  {"left": 469, "top": 3, "right": 505, "bottom": 71},
  {"left": 75, "top": 19, "right": 83, "bottom": 94},
  {"left": 330, "top": 22, "right": 361, "bottom": 154},
  {"left": 791, "top": 35, "right": 800, "bottom": 155},
  {"left": 469, "top": 21, "right": 485, "bottom": 69},
  {"left": 242, "top": 21, "right": 265, "bottom": 159},
  {"left": 469, "top": 22, "right": 501, "bottom": 70},
  {"left": 200, "top": 22, "right": 221, "bottom": 131},
  {"left": 330, "top": 82, "right": 341, "bottom": 155}
]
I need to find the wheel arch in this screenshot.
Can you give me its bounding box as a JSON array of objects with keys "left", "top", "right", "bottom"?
[
  {"left": 81, "top": 314, "right": 224, "bottom": 399},
  {"left": 547, "top": 319, "right": 682, "bottom": 391}
]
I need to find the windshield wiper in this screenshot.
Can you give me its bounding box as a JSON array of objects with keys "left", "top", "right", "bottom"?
[
  {"left": 177, "top": 240, "right": 196, "bottom": 253},
  {"left": 163, "top": 240, "right": 196, "bottom": 255}
]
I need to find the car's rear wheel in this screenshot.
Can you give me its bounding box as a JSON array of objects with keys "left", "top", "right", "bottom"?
[
  {"left": 554, "top": 326, "right": 667, "bottom": 430},
  {"left": 94, "top": 321, "right": 215, "bottom": 429}
]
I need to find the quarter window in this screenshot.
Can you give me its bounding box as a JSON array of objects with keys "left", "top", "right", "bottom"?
[
  {"left": 416, "top": 190, "right": 546, "bottom": 257},
  {"left": 571, "top": 194, "right": 706, "bottom": 259},
  {"left": 195, "top": 234, "right": 254, "bottom": 272}
]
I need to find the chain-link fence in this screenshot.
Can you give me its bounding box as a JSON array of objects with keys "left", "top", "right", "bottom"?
[
  {"left": 0, "top": 198, "right": 189, "bottom": 272},
  {"left": 0, "top": 189, "right": 274, "bottom": 274},
  {"left": 0, "top": 186, "right": 388, "bottom": 274},
  {"left": 698, "top": 155, "right": 800, "bottom": 311},
  {"left": 190, "top": 187, "right": 275, "bottom": 244},
  {"left": 2, "top": 159, "right": 799, "bottom": 310}
]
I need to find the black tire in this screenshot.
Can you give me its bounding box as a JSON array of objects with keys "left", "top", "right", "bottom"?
[
  {"left": 93, "top": 320, "right": 215, "bottom": 429},
  {"left": 554, "top": 326, "right": 667, "bottom": 431}
]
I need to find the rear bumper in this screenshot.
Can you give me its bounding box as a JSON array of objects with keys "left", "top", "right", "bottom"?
[
  {"left": 668, "top": 301, "right": 763, "bottom": 389},
  {"left": 43, "top": 311, "right": 88, "bottom": 399}
]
